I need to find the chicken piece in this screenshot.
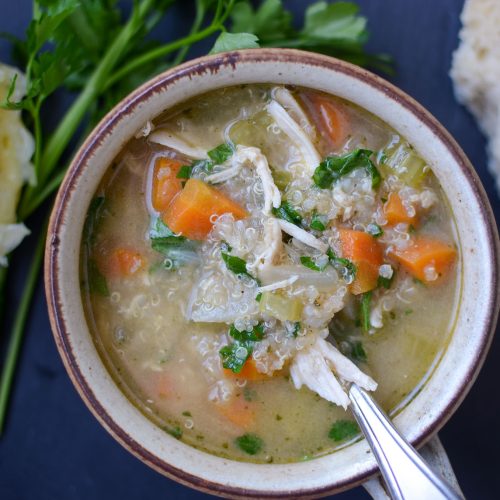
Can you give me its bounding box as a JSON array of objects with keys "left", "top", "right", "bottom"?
[
  {"left": 290, "top": 337, "right": 377, "bottom": 409},
  {"left": 148, "top": 128, "right": 207, "bottom": 159}
]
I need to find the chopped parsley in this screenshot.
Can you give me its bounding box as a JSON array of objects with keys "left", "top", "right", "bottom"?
[
  {"left": 366, "top": 223, "right": 383, "bottom": 238},
  {"left": 176, "top": 165, "right": 192, "bottom": 179},
  {"left": 300, "top": 256, "right": 326, "bottom": 272},
  {"left": 292, "top": 322, "right": 301, "bottom": 337},
  {"left": 377, "top": 270, "right": 395, "bottom": 289},
  {"left": 163, "top": 425, "right": 183, "bottom": 439},
  {"left": 219, "top": 323, "right": 265, "bottom": 373},
  {"left": 360, "top": 291, "right": 372, "bottom": 332},
  {"left": 350, "top": 340, "right": 367, "bottom": 362},
  {"left": 182, "top": 411, "right": 192, "bottom": 417},
  {"left": 235, "top": 433, "right": 263, "bottom": 455},
  {"left": 190, "top": 143, "right": 235, "bottom": 174},
  {"left": 329, "top": 420, "right": 360, "bottom": 442},
  {"left": 326, "top": 248, "right": 357, "bottom": 282},
  {"left": 87, "top": 259, "right": 109, "bottom": 297},
  {"left": 221, "top": 252, "right": 259, "bottom": 284},
  {"left": 272, "top": 201, "right": 303, "bottom": 226},
  {"left": 313, "top": 149, "right": 381, "bottom": 190},
  {"left": 310, "top": 212, "right": 328, "bottom": 231}
]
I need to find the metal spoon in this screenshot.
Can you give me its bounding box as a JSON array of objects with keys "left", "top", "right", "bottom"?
[{"left": 349, "top": 383, "right": 463, "bottom": 500}]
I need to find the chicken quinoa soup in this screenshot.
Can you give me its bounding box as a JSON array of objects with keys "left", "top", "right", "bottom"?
[{"left": 81, "top": 84, "right": 459, "bottom": 463}]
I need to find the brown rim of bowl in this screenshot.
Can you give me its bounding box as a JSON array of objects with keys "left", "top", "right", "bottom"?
[{"left": 45, "top": 48, "right": 500, "bottom": 499}]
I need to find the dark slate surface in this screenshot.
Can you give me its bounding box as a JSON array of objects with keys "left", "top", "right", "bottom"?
[{"left": 0, "top": 1, "right": 498, "bottom": 499}]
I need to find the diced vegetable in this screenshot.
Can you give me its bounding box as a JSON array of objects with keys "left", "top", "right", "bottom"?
[
  {"left": 380, "top": 139, "right": 427, "bottom": 187},
  {"left": 162, "top": 179, "right": 248, "bottom": 240},
  {"left": 259, "top": 291, "right": 303, "bottom": 322},
  {"left": 390, "top": 237, "right": 457, "bottom": 283},
  {"left": 229, "top": 111, "right": 274, "bottom": 152},
  {"left": 224, "top": 358, "right": 270, "bottom": 381},
  {"left": 313, "top": 149, "right": 381, "bottom": 190},
  {"left": 272, "top": 169, "right": 292, "bottom": 191},
  {"left": 216, "top": 398, "right": 256, "bottom": 430},
  {"left": 235, "top": 433, "right": 263, "bottom": 455},
  {"left": 151, "top": 157, "right": 185, "bottom": 212},
  {"left": 272, "top": 201, "right": 303, "bottom": 226},
  {"left": 301, "top": 92, "right": 349, "bottom": 149},
  {"left": 328, "top": 420, "right": 360, "bottom": 442},
  {"left": 338, "top": 229, "right": 383, "bottom": 294},
  {"left": 108, "top": 248, "right": 145, "bottom": 277},
  {"left": 383, "top": 192, "right": 418, "bottom": 226},
  {"left": 366, "top": 222, "right": 383, "bottom": 238}
]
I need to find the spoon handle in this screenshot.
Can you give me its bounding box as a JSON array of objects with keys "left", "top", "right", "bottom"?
[{"left": 349, "top": 384, "right": 462, "bottom": 500}]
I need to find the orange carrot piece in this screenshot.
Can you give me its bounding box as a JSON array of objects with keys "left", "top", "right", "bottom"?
[
  {"left": 384, "top": 192, "right": 418, "bottom": 226},
  {"left": 107, "top": 248, "right": 145, "bottom": 277},
  {"left": 215, "top": 397, "right": 255, "bottom": 430},
  {"left": 390, "top": 237, "right": 457, "bottom": 283},
  {"left": 162, "top": 178, "right": 248, "bottom": 240},
  {"left": 151, "top": 157, "right": 185, "bottom": 212},
  {"left": 338, "top": 229, "right": 383, "bottom": 294},
  {"left": 223, "top": 358, "right": 271, "bottom": 381},
  {"left": 301, "top": 92, "right": 349, "bottom": 149}
]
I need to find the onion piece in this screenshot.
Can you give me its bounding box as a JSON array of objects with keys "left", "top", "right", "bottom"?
[
  {"left": 277, "top": 219, "right": 328, "bottom": 252},
  {"left": 257, "top": 275, "right": 298, "bottom": 293},
  {"left": 148, "top": 129, "right": 207, "bottom": 159},
  {"left": 267, "top": 100, "right": 321, "bottom": 173}
]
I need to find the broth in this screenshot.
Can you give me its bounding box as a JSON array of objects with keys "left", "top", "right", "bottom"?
[{"left": 81, "top": 84, "right": 459, "bottom": 463}]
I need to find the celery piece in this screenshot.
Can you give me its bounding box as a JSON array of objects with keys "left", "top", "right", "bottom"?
[
  {"left": 259, "top": 292, "right": 303, "bottom": 322},
  {"left": 272, "top": 170, "right": 293, "bottom": 191},
  {"left": 229, "top": 111, "right": 273, "bottom": 152},
  {"left": 380, "top": 139, "right": 427, "bottom": 187}
]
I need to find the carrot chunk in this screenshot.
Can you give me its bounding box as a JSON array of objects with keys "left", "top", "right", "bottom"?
[
  {"left": 384, "top": 192, "right": 418, "bottom": 226},
  {"left": 301, "top": 92, "right": 349, "bottom": 149},
  {"left": 108, "top": 248, "right": 145, "bottom": 277},
  {"left": 223, "top": 358, "right": 271, "bottom": 381},
  {"left": 162, "top": 178, "right": 248, "bottom": 240},
  {"left": 215, "top": 397, "right": 255, "bottom": 430},
  {"left": 151, "top": 157, "right": 185, "bottom": 212},
  {"left": 390, "top": 237, "right": 457, "bottom": 283},
  {"left": 338, "top": 229, "right": 383, "bottom": 294}
]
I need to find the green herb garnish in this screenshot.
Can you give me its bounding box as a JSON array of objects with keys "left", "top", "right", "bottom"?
[
  {"left": 176, "top": 165, "right": 193, "bottom": 179},
  {"left": 326, "top": 248, "right": 357, "bottom": 282},
  {"left": 272, "top": 201, "right": 303, "bottom": 226},
  {"left": 366, "top": 223, "right": 383, "bottom": 238},
  {"left": 235, "top": 433, "right": 263, "bottom": 455},
  {"left": 163, "top": 425, "right": 183, "bottom": 440},
  {"left": 221, "top": 252, "right": 256, "bottom": 281},
  {"left": 360, "top": 291, "right": 372, "bottom": 332},
  {"left": 87, "top": 259, "right": 109, "bottom": 297},
  {"left": 329, "top": 420, "right": 360, "bottom": 442},
  {"left": 220, "top": 323, "right": 265, "bottom": 373},
  {"left": 300, "top": 256, "right": 326, "bottom": 272},
  {"left": 292, "top": 322, "right": 301, "bottom": 338},
  {"left": 350, "top": 340, "right": 367, "bottom": 362},
  {"left": 310, "top": 212, "right": 328, "bottom": 231},
  {"left": 313, "top": 149, "right": 381, "bottom": 189},
  {"left": 377, "top": 269, "right": 395, "bottom": 289},
  {"left": 191, "top": 143, "right": 235, "bottom": 174}
]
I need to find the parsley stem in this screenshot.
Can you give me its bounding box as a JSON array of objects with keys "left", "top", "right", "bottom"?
[
  {"left": 105, "top": 23, "right": 222, "bottom": 90},
  {"left": 38, "top": 0, "right": 157, "bottom": 185},
  {"left": 18, "top": 168, "right": 66, "bottom": 220},
  {"left": 0, "top": 222, "right": 46, "bottom": 435}
]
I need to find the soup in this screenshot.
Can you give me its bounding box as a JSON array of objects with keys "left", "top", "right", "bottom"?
[{"left": 80, "top": 84, "right": 459, "bottom": 464}]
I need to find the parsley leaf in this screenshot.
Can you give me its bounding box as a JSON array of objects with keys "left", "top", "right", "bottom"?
[
  {"left": 326, "top": 248, "right": 357, "bottom": 282},
  {"left": 149, "top": 217, "right": 198, "bottom": 268},
  {"left": 87, "top": 259, "right": 109, "bottom": 297},
  {"left": 235, "top": 433, "right": 263, "bottom": 455},
  {"left": 350, "top": 340, "right": 367, "bottom": 362},
  {"left": 272, "top": 201, "right": 302, "bottom": 226},
  {"left": 310, "top": 212, "right": 328, "bottom": 231},
  {"left": 378, "top": 270, "right": 395, "bottom": 289},
  {"left": 360, "top": 291, "right": 372, "bottom": 332},
  {"left": 329, "top": 420, "right": 360, "bottom": 442},
  {"left": 207, "top": 143, "right": 235, "bottom": 164},
  {"left": 366, "top": 223, "right": 383, "bottom": 238},
  {"left": 220, "top": 323, "right": 265, "bottom": 373},
  {"left": 300, "top": 256, "right": 326, "bottom": 272},
  {"left": 313, "top": 149, "right": 381, "bottom": 190},
  {"left": 176, "top": 165, "right": 192, "bottom": 179},
  {"left": 210, "top": 32, "right": 260, "bottom": 54}
]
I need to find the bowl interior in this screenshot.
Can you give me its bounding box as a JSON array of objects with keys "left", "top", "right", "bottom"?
[{"left": 45, "top": 49, "right": 499, "bottom": 498}]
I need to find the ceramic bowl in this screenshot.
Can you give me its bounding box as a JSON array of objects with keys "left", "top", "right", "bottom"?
[{"left": 45, "top": 49, "right": 499, "bottom": 498}]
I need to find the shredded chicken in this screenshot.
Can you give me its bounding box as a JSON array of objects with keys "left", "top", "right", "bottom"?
[
  {"left": 271, "top": 87, "right": 317, "bottom": 139},
  {"left": 277, "top": 219, "right": 328, "bottom": 252},
  {"left": 267, "top": 100, "right": 321, "bottom": 173},
  {"left": 290, "top": 337, "right": 377, "bottom": 409},
  {"left": 249, "top": 217, "right": 283, "bottom": 271},
  {"left": 148, "top": 128, "right": 207, "bottom": 159}
]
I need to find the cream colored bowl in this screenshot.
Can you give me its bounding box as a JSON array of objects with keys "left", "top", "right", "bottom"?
[{"left": 45, "top": 49, "right": 499, "bottom": 498}]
